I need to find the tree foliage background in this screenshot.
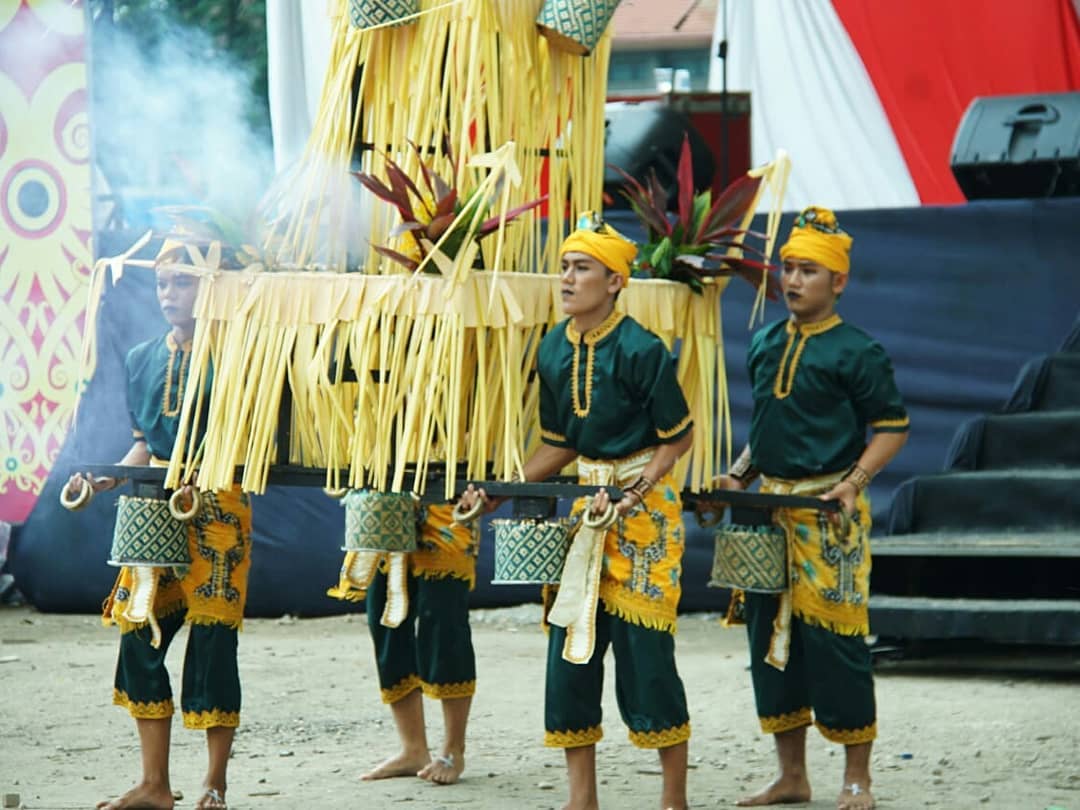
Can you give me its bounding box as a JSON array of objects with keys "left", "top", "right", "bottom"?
[{"left": 87, "top": 0, "right": 272, "bottom": 230}]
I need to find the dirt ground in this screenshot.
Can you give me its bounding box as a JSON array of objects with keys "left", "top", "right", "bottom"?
[{"left": 1, "top": 603, "right": 1078, "bottom": 810}]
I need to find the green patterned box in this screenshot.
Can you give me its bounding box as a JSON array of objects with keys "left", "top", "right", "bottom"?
[
  {"left": 343, "top": 490, "right": 419, "bottom": 552},
  {"left": 492, "top": 518, "right": 571, "bottom": 584},
  {"left": 109, "top": 495, "right": 192, "bottom": 567},
  {"left": 536, "top": 0, "right": 621, "bottom": 55},
  {"left": 349, "top": 0, "right": 419, "bottom": 29}
]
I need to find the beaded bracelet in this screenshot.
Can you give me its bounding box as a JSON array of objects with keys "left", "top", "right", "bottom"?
[
  {"left": 843, "top": 464, "right": 872, "bottom": 493},
  {"left": 626, "top": 475, "right": 655, "bottom": 501}
]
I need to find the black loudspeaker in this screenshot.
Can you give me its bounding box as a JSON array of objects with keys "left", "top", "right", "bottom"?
[
  {"left": 603, "top": 101, "right": 715, "bottom": 208},
  {"left": 951, "top": 92, "right": 1080, "bottom": 200}
]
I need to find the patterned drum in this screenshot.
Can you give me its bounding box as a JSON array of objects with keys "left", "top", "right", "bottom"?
[
  {"left": 492, "top": 518, "right": 571, "bottom": 584},
  {"left": 536, "top": 0, "right": 621, "bottom": 55},
  {"left": 109, "top": 495, "right": 192, "bottom": 567},
  {"left": 349, "top": 0, "right": 419, "bottom": 29},
  {"left": 709, "top": 524, "right": 787, "bottom": 593},
  {"left": 343, "top": 490, "right": 419, "bottom": 552}
]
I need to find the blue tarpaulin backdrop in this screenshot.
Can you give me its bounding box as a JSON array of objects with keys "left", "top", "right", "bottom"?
[{"left": 8, "top": 198, "right": 1080, "bottom": 616}]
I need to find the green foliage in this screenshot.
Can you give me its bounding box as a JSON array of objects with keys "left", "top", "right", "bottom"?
[
  {"left": 610, "top": 135, "right": 780, "bottom": 298},
  {"left": 88, "top": 0, "right": 269, "bottom": 135}
]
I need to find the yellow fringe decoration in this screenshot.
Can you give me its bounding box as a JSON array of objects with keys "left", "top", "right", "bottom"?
[
  {"left": 627, "top": 722, "right": 691, "bottom": 749},
  {"left": 759, "top": 707, "right": 813, "bottom": 735},
  {"left": 410, "top": 559, "right": 476, "bottom": 590},
  {"left": 113, "top": 689, "right": 173, "bottom": 720},
  {"left": 545, "top": 725, "right": 603, "bottom": 749},
  {"left": 183, "top": 709, "right": 241, "bottom": 730},
  {"left": 381, "top": 674, "right": 423, "bottom": 705},
  {"left": 187, "top": 613, "right": 244, "bottom": 632},
  {"left": 421, "top": 679, "right": 476, "bottom": 700},
  {"left": 598, "top": 588, "right": 678, "bottom": 636},
  {"left": 76, "top": 1, "right": 792, "bottom": 501},
  {"left": 815, "top": 720, "right": 877, "bottom": 745},
  {"left": 793, "top": 609, "right": 869, "bottom": 638}
]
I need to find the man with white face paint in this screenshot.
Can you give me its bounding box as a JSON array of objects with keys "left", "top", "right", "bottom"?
[
  {"left": 68, "top": 268, "right": 252, "bottom": 810},
  {"left": 716, "top": 207, "right": 909, "bottom": 810}
]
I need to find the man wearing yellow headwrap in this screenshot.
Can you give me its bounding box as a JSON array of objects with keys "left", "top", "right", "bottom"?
[
  {"left": 716, "top": 206, "right": 909, "bottom": 810},
  {"left": 460, "top": 211, "right": 695, "bottom": 810}
]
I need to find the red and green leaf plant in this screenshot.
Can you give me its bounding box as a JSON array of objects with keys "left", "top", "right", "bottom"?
[
  {"left": 353, "top": 143, "right": 547, "bottom": 273},
  {"left": 609, "top": 135, "right": 780, "bottom": 297}
]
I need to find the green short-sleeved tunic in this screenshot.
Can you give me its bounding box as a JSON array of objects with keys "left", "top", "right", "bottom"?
[
  {"left": 748, "top": 314, "right": 908, "bottom": 478},
  {"left": 125, "top": 333, "right": 208, "bottom": 459},
  {"left": 538, "top": 310, "right": 692, "bottom": 459}
]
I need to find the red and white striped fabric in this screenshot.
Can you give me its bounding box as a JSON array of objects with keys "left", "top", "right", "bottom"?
[{"left": 710, "top": 0, "right": 1080, "bottom": 210}]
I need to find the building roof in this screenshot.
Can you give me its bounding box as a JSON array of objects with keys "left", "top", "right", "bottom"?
[{"left": 611, "top": 0, "right": 718, "bottom": 50}]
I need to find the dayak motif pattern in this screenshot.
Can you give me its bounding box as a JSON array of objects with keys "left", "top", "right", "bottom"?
[{"left": 0, "top": 1, "right": 92, "bottom": 522}]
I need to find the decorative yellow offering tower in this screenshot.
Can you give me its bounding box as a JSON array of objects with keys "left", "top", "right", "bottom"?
[{"left": 85, "top": 0, "right": 788, "bottom": 500}]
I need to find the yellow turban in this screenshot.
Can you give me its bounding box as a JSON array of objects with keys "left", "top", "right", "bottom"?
[
  {"left": 779, "top": 206, "right": 853, "bottom": 274},
  {"left": 560, "top": 211, "right": 637, "bottom": 283}
]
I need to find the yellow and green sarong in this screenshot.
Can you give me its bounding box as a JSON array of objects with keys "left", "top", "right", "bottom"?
[
  {"left": 102, "top": 485, "right": 252, "bottom": 729},
  {"left": 328, "top": 502, "right": 479, "bottom": 704},
  {"left": 734, "top": 471, "right": 876, "bottom": 744},
  {"left": 544, "top": 451, "right": 690, "bottom": 750}
]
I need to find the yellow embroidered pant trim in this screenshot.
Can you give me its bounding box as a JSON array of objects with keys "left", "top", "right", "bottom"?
[
  {"left": 759, "top": 707, "right": 813, "bottom": 735},
  {"left": 815, "top": 720, "right": 877, "bottom": 745},
  {"left": 544, "top": 725, "right": 604, "bottom": 749},
  {"left": 627, "top": 722, "right": 691, "bottom": 749},
  {"left": 421, "top": 679, "right": 476, "bottom": 700},
  {"left": 113, "top": 688, "right": 174, "bottom": 720},
  {"left": 380, "top": 674, "right": 423, "bottom": 705},
  {"left": 183, "top": 708, "right": 241, "bottom": 730}
]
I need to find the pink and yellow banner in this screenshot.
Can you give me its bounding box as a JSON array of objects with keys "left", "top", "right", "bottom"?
[{"left": 0, "top": 1, "right": 92, "bottom": 522}]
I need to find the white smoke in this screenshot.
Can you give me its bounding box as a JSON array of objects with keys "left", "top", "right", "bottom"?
[{"left": 90, "top": 14, "right": 274, "bottom": 237}]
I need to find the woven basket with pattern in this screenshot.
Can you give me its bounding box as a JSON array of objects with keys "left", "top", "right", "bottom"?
[
  {"left": 536, "top": 0, "right": 620, "bottom": 55},
  {"left": 492, "top": 518, "right": 571, "bottom": 584},
  {"left": 343, "top": 490, "right": 419, "bottom": 552},
  {"left": 109, "top": 495, "right": 192, "bottom": 567},
  {"left": 709, "top": 524, "right": 787, "bottom": 593},
  {"left": 349, "top": 0, "right": 419, "bottom": 29}
]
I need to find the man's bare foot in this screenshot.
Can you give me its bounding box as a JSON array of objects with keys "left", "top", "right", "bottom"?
[
  {"left": 361, "top": 751, "right": 430, "bottom": 781},
  {"left": 195, "top": 787, "right": 227, "bottom": 809},
  {"left": 735, "top": 775, "right": 812, "bottom": 806},
  {"left": 418, "top": 750, "right": 465, "bottom": 785},
  {"left": 96, "top": 782, "right": 175, "bottom": 809},
  {"left": 837, "top": 782, "right": 874, "bottom": 810},
  {"left": 560, "top": 800, "right": 599, "bottom": 810}
]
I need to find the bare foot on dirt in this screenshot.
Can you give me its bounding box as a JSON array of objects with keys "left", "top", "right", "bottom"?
[
  {"left": 96, "top": 782, "right": 175, "bottom": 809},
  {"left": 195, "top": 787, "right": 227, "bottom": 809},
  {"left": 418, "top": 750, "right": 465, "bottom": 784},
  {"left": 837, "top": 782, "right": 875, "bottom": 809},
  {"left": 361, "top": 750, "right": 431, "bottom": 781},
  {"left": 735, "top": 775, "right": 812, "bottom": 806}
]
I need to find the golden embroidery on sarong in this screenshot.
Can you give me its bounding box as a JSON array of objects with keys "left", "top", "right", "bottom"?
[
  {"left": 762, "top": 474, "right": 872, "bottom": 636},
  {"left": 327, "top": 503, "right": 479, "bottom": 602},
  {"left": 103, "top": 486, "right": 251, "bottom": 634},
  {"left": 572, "top": 453, "right": 685, "bottom": 634}
]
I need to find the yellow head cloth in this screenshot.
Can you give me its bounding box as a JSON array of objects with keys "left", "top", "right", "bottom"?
[
  {"left": 560, "top": 211, "right": 638, "bottom": 284},
  {"left": 779, "top": 206, "right": 853, "bottom": 274}
]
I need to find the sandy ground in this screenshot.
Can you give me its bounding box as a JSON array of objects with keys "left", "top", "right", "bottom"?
[{"left": 1, "top": 604, "right": 1078, "bottom": 810}]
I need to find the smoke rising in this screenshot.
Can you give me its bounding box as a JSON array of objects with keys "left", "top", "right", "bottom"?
[{"left": 90, "top": 9, "right": 274, "bottom": 239}]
